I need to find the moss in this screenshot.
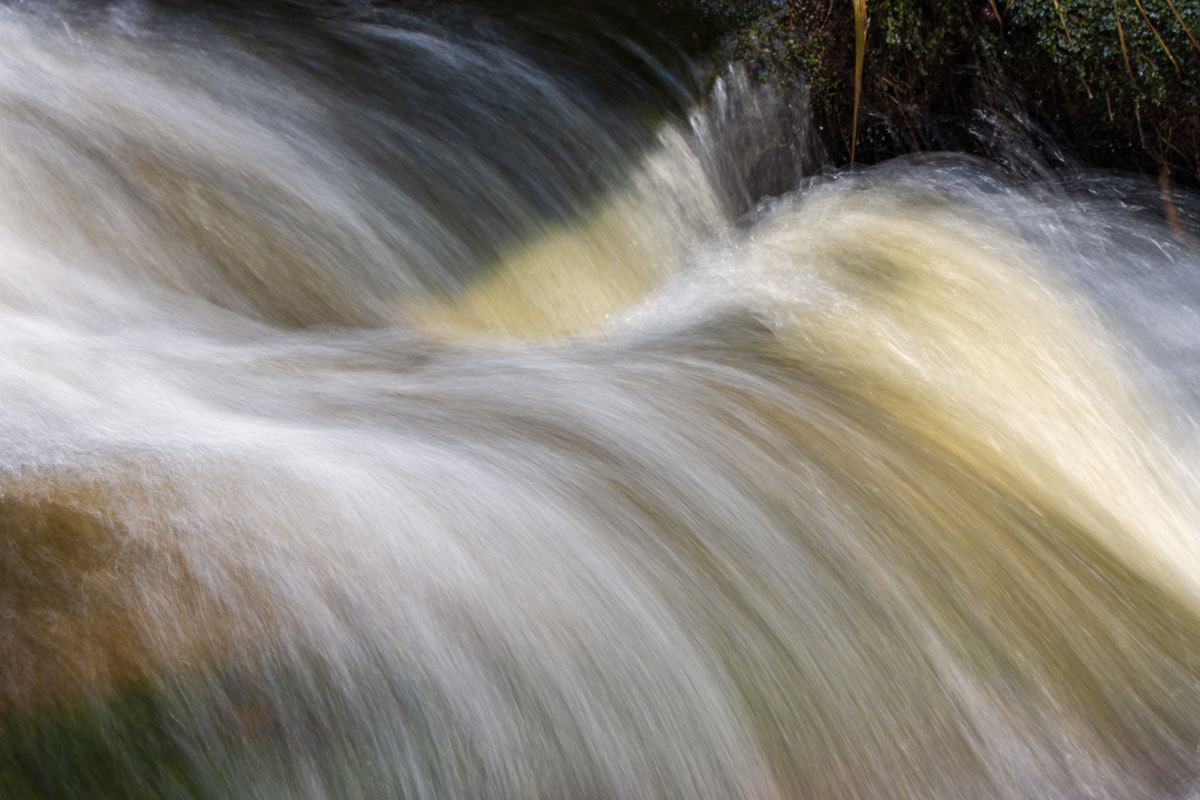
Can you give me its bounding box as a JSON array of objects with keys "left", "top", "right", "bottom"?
[
  {"left": 0, "top": 679, "right": 205, "bottom": 800},
  {"left": 999, "top": 0, "right": 1199, "bottom": 171},
  {"left": 679, "top": 0, "right": 1200, "bottom": 183}
]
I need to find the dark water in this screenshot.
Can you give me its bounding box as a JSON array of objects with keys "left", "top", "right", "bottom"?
[{"left": 4, "top": 3, "right": 1200, "bottom": 798}]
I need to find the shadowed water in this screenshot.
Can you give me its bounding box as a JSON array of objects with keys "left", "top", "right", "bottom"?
[{"left": 4, "top": 3, "right": 1200, "bottom": 798}]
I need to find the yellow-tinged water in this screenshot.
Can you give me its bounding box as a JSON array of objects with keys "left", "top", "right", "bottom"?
[{"left": 3, "top": 4, "right": 1200, "bottom": 799}]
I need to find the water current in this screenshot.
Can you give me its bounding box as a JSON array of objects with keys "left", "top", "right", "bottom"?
[{"left": 4, "top": 3, "right": 1200, "bottom": 798}]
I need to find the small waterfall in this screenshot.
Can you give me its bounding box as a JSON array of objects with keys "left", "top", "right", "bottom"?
[{"left": 4, "top": 3, "right": 1200, "bottom": 798}]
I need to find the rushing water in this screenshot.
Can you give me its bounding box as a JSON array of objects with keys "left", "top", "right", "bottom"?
[{"left": 4, "top": 2, "right": 1200, "bottom": 798}]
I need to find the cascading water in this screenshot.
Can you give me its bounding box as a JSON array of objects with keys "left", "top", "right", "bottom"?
[{"left": 4, "top": 2, "right": 1200, "bottom": 798}]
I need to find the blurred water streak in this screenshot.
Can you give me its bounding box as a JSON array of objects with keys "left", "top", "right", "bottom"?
[{"left": 3, "top": 4, "right": 1200, "bottom": 798}]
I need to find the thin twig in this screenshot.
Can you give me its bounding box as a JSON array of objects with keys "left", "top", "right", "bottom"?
[
  {"left": 1051, "top": 0, "right": 1073, "bottom": 45},
  {"left": 1051, "top": 0, "right": 1091, "bottom": 98},
  {"left": 986, "top": 0, "right": 1004, "bottom": 26},
  {"left": 1132, "top": 0, "right": 1181, "bottom": 74},
  {"left": 1162, "top": 0, "right": 1200, "bottom": 55},
  {"left": 1115, "top": 0, "right": 1136, "bottom": 83},
  {"left": 850, "top": 0, "right": 867, "bottom": 164}
]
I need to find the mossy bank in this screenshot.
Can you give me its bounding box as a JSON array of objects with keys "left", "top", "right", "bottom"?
[{"left": 679, "top": 0, "right": 1200, "bottom": 185}]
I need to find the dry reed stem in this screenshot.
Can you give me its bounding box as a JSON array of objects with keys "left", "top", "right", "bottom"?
[
  {"left": 1115, "top": 0, "right": 1136, "bottom": 83},
  {"left": 1163, "top": 0, "right": 1200, "bottom": 54},
  {"left": 1133, "top": 0, "right": 1181, "bottom": 73},
  {"left": 850, "top": 0, "right": 867, "bottom": 164}
]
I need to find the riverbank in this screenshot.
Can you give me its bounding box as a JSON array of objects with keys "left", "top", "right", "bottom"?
[{"left": 678, "top": 0, "right": 1200, "bottom": 187}]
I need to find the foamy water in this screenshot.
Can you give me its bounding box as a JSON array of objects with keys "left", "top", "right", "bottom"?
[{"left": 3, "top": 4, "right": 1200, "bottom": 798}]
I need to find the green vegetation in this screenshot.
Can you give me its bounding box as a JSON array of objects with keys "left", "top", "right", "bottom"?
[
  {"left": 0, "top": 679, "right": 204, "bottom": 800},
  {"left": 680, "top": 0, "right": 1200, "bottom": 183}
]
